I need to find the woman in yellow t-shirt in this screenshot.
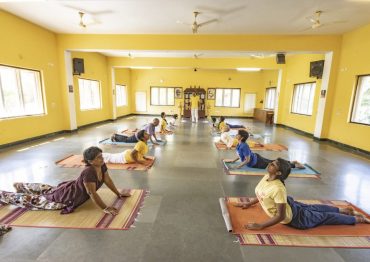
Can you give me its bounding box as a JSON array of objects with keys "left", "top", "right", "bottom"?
[
  {"left": 160, "top": 112, "right": 169, "bottom": 133},
  {"left": 123, "top": 130, "right": 152, "bottom": 165},
  {"left": 217, "top": 116, "right": 245, "bottom": 131},
  {"left": 234, "top": 158, "right": 369, "bottom": 230}
]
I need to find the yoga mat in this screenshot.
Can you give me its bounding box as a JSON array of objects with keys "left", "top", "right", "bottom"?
[
  {"left": 0, "top": 189, "right": 148, "bottom": 230},
  {"left": 223, "top": 160, "right": 320, "bottom": 179},
  {"left": 56, "top": 155, "right": 155, "bottom": 170},
  {"left": 220, "top": 197, "right": 370, "bottom": 248},
  {"left": 99, "top": 138, "right": 166, "bottom": 146},
  {"left": 215, "top": 142, "right": 284, "bottom": 151}
]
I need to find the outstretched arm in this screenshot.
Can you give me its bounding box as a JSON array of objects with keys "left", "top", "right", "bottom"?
[
  {"left": 234, "top": 156, "right": 250, "bottom": 169},
  {"left": 131, "top": 149, "right": 146, "bottom": 165},
  {"left": 246, "top": 203, "right": 286, "bottom": 230},
  {"left": 84, "top": 182, "right": 118, "bottom": 215},
  {"left": 234, "top": 197, "right": 259, "bottom": 208}
]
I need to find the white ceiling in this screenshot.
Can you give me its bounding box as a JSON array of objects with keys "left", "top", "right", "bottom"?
[
  {"left": 1, "top": 0, "right": 370, "bottom": 35},
  {"left": 1, "top": 0, "right": 370, "bottom": 59}
]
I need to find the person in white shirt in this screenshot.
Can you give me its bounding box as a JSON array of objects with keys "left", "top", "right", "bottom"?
[
  {"left": 169, "top": 114, "right": 178, "bottom": 129},
  {"left": 220, "top": 125, "right": 238, "bottom": 150}
]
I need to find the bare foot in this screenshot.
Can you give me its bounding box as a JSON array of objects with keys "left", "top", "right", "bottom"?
[
  {"left": 339, "top": 207, "right": 355, "bottom": 215},
  {"left": 356, "top": 216, "right": 370, "bottom": 224},
  {"left": 292, "top": 161, "right": 306, "bottom": 169}
]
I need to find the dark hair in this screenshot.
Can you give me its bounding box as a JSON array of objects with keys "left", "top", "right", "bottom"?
[
  {"left": 238, "top": 129, "right": 249, "bottom": 143},
  {"left": 137, "top": 130, "right": 146, "bottom": 141},
  {"left": 219, "top": 116, "right": 225, "bottom": 123},
  {"left": 153, "top": 118, "right": 159, "bottom": 123},
  {"left": 160, "top": 112, "right": 166, "bottom": 118},
  {"left": 173, "top": 114, "right": 178, "bottom": 119},
  {"left": 276, "top": 158, "right": 291, "bottom": 185},
  {"left": 83, "top": 146, "right": 102, "bottom": 166},
  {"left": 211, "top": 117, "right": 216, "bottom": 123}
]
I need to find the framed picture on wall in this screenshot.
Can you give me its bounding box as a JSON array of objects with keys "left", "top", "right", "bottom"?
[
  {"left": 175, "top": 87, "right": 183, "bottom": 99},
  {"left": 207, "top": 88, "right": 216, "bottom": 100}
]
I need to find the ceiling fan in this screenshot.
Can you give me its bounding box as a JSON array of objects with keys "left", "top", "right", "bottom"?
[
  {"left": 177, "top": 11, "right": 217, "bottom": 34},
  {"left": 303, "top": 10, "right": 346, "bottom": 31},
  {"left": 78, "top": 11, "right": 86, "bottom": 28},
  {"left": 191, "top": 11, "right": 218, "bottom": 34}
]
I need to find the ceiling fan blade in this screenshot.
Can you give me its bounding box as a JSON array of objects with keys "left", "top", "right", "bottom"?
[{"left": 198, "top": 18, "right": 218, "bottom": 27}]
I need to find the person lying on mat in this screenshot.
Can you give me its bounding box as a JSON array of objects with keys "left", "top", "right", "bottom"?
[
  {"left": 225, "top": 129, "right": 304, "bottom": 169},
  {"left": 111, "top": 129, "right": 141, "bottom": 143},
  {"left": 218, "top": 116, "right": 245, "bottom": 130},
  {"left": 103, "top": 130, "right": 153, "bottom": 166},
  {"left": 143, "top": 118, "right": 161, "bottom": 145},
  {"left": 220, "top": 125, "right": 262, "bottom": 150},
  {"left": 0, "top": 146, "right": 130, "bottom": 215},
  {"left": 234, "top": 158, "right": 370, "bottom": 230}
]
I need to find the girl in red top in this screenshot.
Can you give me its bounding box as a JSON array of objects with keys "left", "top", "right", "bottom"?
[{"left": 0, "top": 147, "right": 130, "bottom": 215}]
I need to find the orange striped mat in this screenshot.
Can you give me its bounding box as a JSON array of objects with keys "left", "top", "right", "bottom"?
[
  {"left": 224, "top": 197, "right": 370, "bottom": 248},
  {"left": 0, "top": 189, "right": 148, "bottom": 230},
  {"left": 55, "top": 155, "right": 155, "bottom": 171}
]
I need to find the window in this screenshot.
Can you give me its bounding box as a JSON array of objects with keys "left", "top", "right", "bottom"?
[
  {"left": 0, "top": 65, "right": 45, "bottom": 118},
  {"left": 291, "top": 82, "right": 316, "bottom": 115},
  {"left": 351, "top": 75, "right": 370, "bottom": 125},
  {"left": 215, "top": 88, "right": 240, "bottom": 107},
  {"left": 78, "top": 78, "right": 101, "bottom": 110},
  {"left": 265, "top": 87, "right": 276, "bottom": 109},
  {"left": 116, "top": 84, "right": 127, "bottom": 107},
  {"left": 150, "top": 87, "right": 175, "bottom": 106}
]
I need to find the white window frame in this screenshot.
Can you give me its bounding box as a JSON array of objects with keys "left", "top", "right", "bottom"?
[
  {"left": 115, "top": 84, "right": 127, "bottom": 107},
  {"left": 0, "top": 64, "right": 45, "bottom": 119},
  {"left": 215, "top": 88, "right": 240, "bottom": 108},
  {"left": 78, "top": 78, "right": 101, "bottom": 111},
  {"left": 150, "top": 87, "right": 175, "bottom": 106},
  {"left": 291, "top": 82, "right": 316, "bottom": 116},
  {"left": 351, "top": 75, "right": 370, "bottom": 125},
  {"left": 264, "top": 87, "right": 276, "bottom": 110}
]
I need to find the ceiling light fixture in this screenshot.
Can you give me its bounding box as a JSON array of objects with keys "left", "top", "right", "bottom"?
[
  {"left": 130, "top": 66, "right": 153, "bottom": 70},
  {"left": 236, "top": 68, "right": 261, "bottom": 72}
]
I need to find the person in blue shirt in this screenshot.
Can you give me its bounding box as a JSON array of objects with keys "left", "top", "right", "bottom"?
[{"left": 225, "top": 130, "right": 304, "bottom": 169}]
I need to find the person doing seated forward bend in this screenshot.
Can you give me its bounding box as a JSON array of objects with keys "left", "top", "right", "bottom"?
[
  {"left": 218, "top": 116, "right": 245, "bottom": 131},
  {"left": 103, "top": 130, "right": 153, "bottom": 166},
  {"left": 225, "top": 129, "right": 304, "bottom": 169},
  {"left": 234, "top": 158, "right": 370, "bottom": 230},
  {"left": 220, "top": 126, "right": 262, "bottom": 150},
  {"left": 0, "top": 146, "right": 130, "bottom": 215}
]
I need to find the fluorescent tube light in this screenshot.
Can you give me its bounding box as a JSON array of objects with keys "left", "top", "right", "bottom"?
[
  {"left": 236, "top": 68, "right": 261, "bottom": 72},
  {"left": 130, "top": 66, "right": 153, "bottom": 69}
]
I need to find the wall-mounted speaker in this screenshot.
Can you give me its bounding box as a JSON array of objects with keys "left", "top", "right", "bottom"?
[
  {"left": 310, "top": 60, "right": 325, "bottom": 79},
  {"left": 276, "top": 53, "right": 285, "bottom": 64},
  {"left": 73, "top": 58, "right": 84, "bottom": 75}
]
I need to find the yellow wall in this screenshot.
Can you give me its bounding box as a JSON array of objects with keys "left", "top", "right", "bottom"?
[
  {"left": 0, "top": 10, "right": 64, "bottom": 145},
  {"left": 278, "top": 54, "right": 324, "bottom": 134},
  {"left": 328, "top": 23, "right": 370, "bottom": 151},
  {"left": 71, "top": 52, "right": 111, "bottom": 127},
  {"left": 128, "top": 68, "right": 265, "bottom": 117},
  {"left": 2, "top": 10, "right": 369, "bottom": 152},
  {"left": 114, "top": 68, "right": 132, "bottom": 117}
]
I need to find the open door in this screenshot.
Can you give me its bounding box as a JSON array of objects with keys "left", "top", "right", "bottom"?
[
  {"left": 244, "top": 93, "right": 256, "bottom": 116},
  {"left": 135, "top": 91, "right": 147, "bottom": 112}
]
